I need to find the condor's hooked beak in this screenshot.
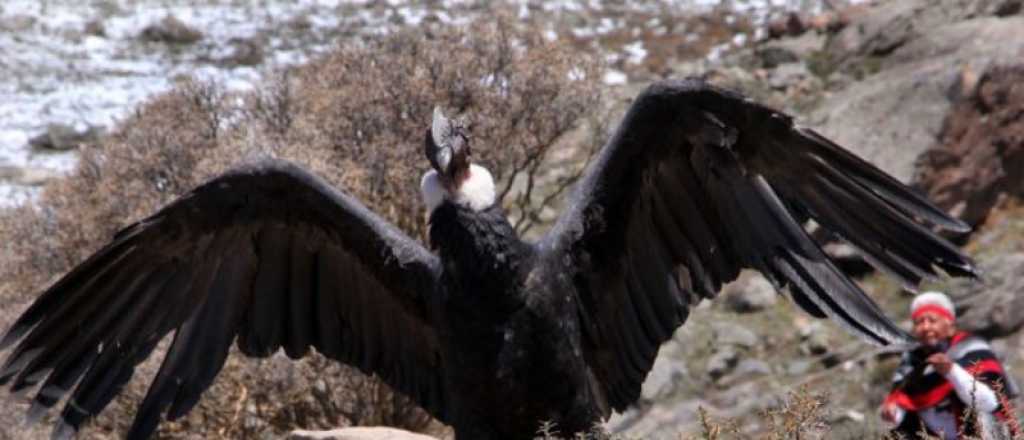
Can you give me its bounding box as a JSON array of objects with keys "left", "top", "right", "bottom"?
[
  {"left": 426, "top": 107, "right": 470, "bottom": 182},
  {"left": 435, "top": 144, "right": 453, "bottom": 175}
]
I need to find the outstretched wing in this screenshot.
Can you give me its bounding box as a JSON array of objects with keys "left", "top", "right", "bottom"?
[
  {"left": 0, "top": 159, "right": 447, "bottom": 439},
  {"left": 540, "top": 78, "right": 977, "bottom": 412}
]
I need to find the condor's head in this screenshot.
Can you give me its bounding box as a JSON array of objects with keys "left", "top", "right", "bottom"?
[{"left": 421, "top": 107, "right": 495, "bottom": 213}]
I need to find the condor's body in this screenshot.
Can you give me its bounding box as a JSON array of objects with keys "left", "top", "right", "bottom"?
[{"left": 428, "top": 202, "right": 598, "bottom": 438}]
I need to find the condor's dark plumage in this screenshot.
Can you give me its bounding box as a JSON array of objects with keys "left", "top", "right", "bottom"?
[{"left": 0, "top": 78, "right": 976, "bottom": 439}]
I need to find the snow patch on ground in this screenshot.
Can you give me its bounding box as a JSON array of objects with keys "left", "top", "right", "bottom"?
[
  {"left": 603, "top": 70, "right": 629, "bottom": 85},
  {"left": 0, "top": 0, "right": 854, "bottom": 206}
]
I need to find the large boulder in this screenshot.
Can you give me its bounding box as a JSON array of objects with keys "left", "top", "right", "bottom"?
[
  {"left": 807, "top": 2, "right": 1024, "bottom": 183},
  {"left": 720, "top": 271, "right": 777, "bottom": 313},
  {"left": 951, "top": 253, "right": 1024, "bottom": 338},
  {"left": 914, "top": 64, "right": 1024, "bottom": 227},
  {"left": 641, "top": 345, "right": 689, "bottom": 400},
  {"left": 825, "top": 0, "right": 1020, "bottom": 67}
]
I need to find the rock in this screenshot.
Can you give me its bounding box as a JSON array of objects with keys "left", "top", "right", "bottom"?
[
  {"left": 0, "top": 166, "right": 60, "bottom": 186},
  {"left": 721, "top": 271, "right": 777, "bottom": 313},
  {"left": 606, "top": 398, "right": 707, "bottom": 439},
  {"left": 915, "top": 64, "right": 1024, "bottom": 227},
  {"left": 28, "top": 123, "right": 103, "bottom": 151},
  {"left": 822, "top": 242, "right": 874, "bottom": 277},
  {"left": 806, "top": 11, "right": 851, "bottom": 34},
  {"left": 806, "top": 11, "right": 837, "bottom": 33},
  {"left": 708, "top": 381, "right": 781, "bottom": 418},
  {"left": 766, "top": 12, "right": 807, "bottom": 40},
  {"left": 994, "top": 0, "right": 1023, "bottom": 16},
  {"left": 796, "top": 320, "right": 819, "bottom": 339},
  {"left": 808, "top": 12, "right": 1024, "bottom": 183},
  {"left": 753, "top": 46, "right": 799, "bottom": 69},
  {"left": 951, "top": 253, "right": 1024, "bottom": 338},
  {"left": 706, "top": 347, "right": 739, "bottom": 380},
  {"left": 767, "top": 62, "right": 817, "bottom": 91},
  {"left": 220, "top": 37, "right": 265, "bottom": 67},
  {"left": 733, "top": 359, "right": 771, "bottom": 377},
  {"left": 839, "top": 6, "right": 916, "bottom": 58},
  {"left": 946, "top": 64, "right": 981, "bottom": 102},
  {"left": 831, "top": 409, "right": 866, "bottom": 423},
  {"left": 976, "top": 0, "right": 1024, "bottom": 16},
  {"left": 702, "top": 66, "right": 773, "bottom": 104},
  {"left": 786, "top": 359, "right": 813, "bottom": 376},
  {"left": 84, "top": 19, "right": 106, "bottom": 37},
  {"left": 717, "top": 56, "right": 822, "bottom": 111},
  {"left": 835, "top": 3, "right": 872, "bottom": 28},
  {"left": 288, "top": 14, "right": 313, "bottom": 31},
  {"left": 287, "top": 427, "right": 437, "bottom": 440},
  {"left": 824, "top": 0, "right": 989, "bottom": 65},
  {"left": 0, "top": 164, "right": 18, "bottom": 180},
  {"left": 711, "top": 321, "right": 758, "bottom": 349},
  {"left": 641, "top": 351, "right": 688, "bottom": 400},
  {"left": 0, "top": 14, "right": 36, "bottom": 33},
  {"left": 800, "top": 328, "right": 831, "bottom": 357},
  {"left": 762, "top": 31, "right": 826, "bottom": 59},
  {"left": 141, "top": 15, "right": 203, "bottom": 44}
]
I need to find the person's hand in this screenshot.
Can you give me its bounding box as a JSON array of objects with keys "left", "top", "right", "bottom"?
[
  {"left": 880, "top": 403, "right": 900, "bottom": 423},
  {"left": 927, "top": 352, "right": 954, "bottom": 375}
]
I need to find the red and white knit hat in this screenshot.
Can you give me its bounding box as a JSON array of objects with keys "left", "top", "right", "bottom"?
[{"left": 910, "top": 291, "right": 955, "bottom": 321}]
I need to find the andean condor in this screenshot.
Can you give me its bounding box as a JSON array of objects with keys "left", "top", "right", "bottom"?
[{"left": 0, "top": 78, "right": 977, "bottom": 439}]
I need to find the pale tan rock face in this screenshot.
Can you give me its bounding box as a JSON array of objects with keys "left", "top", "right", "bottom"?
[
  {"left": 288, "top": 426, "right": 438, "bottom": 440},
  {"left": 809, "top": 3, "right": 1024, "bottom": 184}
]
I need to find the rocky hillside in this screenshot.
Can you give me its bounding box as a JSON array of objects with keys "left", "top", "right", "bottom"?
[
  {"left": 604, "top": 1, "right": 1024, "bottom": 438},
  {"left": 1, "top": 0, "right": 1023, "bottom": 439}
]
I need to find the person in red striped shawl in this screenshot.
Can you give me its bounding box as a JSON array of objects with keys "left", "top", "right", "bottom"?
[{"left": 881, "top": 291, "right": 1020, "bottom": 439}]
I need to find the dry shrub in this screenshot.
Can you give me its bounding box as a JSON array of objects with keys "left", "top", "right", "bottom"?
[
  {"left": 534, "top": 421, "right": 623, "bottom": 440},
  {"left": 679, "top": 388, "right": 828, "bottom": 440},
  {"left": 694, "top": 406, "right": 741, "bottom": 440},
  {"left": 0, "top": 14, "right": 601, "bottom": 439},
  {"left": 760, "top": 386, "right": 830, "bottom": 440},
  {"left": 274, "top": 19, "right": 602, "bottom": 238}
]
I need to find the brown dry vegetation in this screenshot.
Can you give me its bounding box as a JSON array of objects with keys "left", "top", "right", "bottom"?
[{"left": 0, "top": 15, "right": 602, "bottom": 439}]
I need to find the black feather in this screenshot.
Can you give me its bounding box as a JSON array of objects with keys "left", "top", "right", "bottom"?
[{"left": 285, "top": 228, "right": 316, "bottom": 359}]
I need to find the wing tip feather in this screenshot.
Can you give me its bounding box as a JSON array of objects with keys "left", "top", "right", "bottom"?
[
  {"left": 49, "top": 419, "right": 76, "bottom": 440},
  {"left": 0, "top": 325, "right": 30, "bottom": 351}
]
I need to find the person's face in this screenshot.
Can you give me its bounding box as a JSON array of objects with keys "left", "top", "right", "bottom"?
[{"left": 912, "top": 311, "right": 956, "bottom": 348}]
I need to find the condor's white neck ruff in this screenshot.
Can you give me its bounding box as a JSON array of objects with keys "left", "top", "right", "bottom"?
[{"left": 421, "top": 164, "right": 496, "bottom": 213}]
